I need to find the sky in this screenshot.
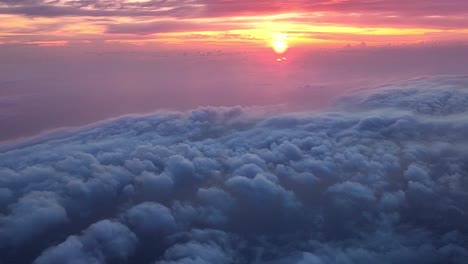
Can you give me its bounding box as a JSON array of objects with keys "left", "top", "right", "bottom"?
[
  {"left": 2, "top": 1, "right": 468, "bottom": 143},
  {"left": 2, "top": 1, "right": 468, "bottom": 264},
  {"left": 1, "top": 0, "right": 468, "bottom": 48},
  {"left": 1, "top": 43, "right": 468, "bottom": 142}
]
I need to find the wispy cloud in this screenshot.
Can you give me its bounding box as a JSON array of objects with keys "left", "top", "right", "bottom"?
[{"left": 1, "top": 0, "right": 468, "bottom": 46}]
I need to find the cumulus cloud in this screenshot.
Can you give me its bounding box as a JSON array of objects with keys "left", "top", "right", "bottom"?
[
  {"left": 0, "top": 191, "right": 68, "bottom": 247},
  {"left": 123, "top": 202, "right": 177, "bottom": 237},
  {"left": 35, "top": 220, "right": 138, "bottom": 264},
  {"left": 1, "top": 76, "right": 468, "bottom": 263}
]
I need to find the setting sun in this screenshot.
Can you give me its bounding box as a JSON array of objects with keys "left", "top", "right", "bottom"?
[{"left": 272, "top": 32, "right": 288, "bottom": 54}]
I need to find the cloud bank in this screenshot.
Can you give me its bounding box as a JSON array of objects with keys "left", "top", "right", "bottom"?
[{"left": 1, "top": 76, "right": 468, "bottom": 263}]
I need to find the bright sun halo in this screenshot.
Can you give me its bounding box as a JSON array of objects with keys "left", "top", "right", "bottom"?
[{"left": 272, "top": 32, "right": 288, "bottom": 54}]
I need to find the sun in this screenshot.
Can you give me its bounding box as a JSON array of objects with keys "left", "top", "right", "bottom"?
[{"left": 272, "top": 32, "right": 288, "bottom": 54}]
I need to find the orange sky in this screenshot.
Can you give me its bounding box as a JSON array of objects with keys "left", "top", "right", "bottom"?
[{"left": 1, "top": 0, "right": 468, "bottom": 49}]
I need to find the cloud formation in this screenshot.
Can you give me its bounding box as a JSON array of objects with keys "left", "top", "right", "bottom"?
[
  {"left": 1, "top": 76, "right": 468, "bottom": 263},
  {"left": 2, "top": 0, "right": 468, "bottom": 18},
  {"left": 1, "top": 0, "right": 468, "bottom": 45}
]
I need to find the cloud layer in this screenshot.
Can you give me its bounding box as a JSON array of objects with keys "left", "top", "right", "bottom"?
[
  {"left": 2, "top": 0, "right": 468, "bottom": 46},
  {"left": 1, "top": 76, "right": 468, "bottom": 263},
  {"left": 2, "top": 0, "right": 468, "bottom": 19}
]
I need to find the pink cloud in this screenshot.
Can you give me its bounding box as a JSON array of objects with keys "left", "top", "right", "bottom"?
[{"left": 1, "top": 0, "right": 468, "bottom": 42}]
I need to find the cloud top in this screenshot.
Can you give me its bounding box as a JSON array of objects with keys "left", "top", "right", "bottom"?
[{"left": 1, "top": 76, "right": 468, "bottom": 263}]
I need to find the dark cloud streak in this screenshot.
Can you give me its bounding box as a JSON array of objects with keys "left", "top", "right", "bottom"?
[{"left": 105, "top": 20, "right": 249, "bottom": 35}]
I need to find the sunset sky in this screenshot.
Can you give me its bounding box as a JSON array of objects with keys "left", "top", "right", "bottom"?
[{"left": 1, "top": 0, "right": 468, "bottom": 48}]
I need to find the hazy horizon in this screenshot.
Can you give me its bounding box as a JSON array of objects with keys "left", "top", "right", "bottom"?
[{"left": 2, "top": 42, "right": 468, "bottom": 142}]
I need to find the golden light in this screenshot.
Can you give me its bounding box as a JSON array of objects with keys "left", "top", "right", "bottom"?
[{"left": 272, "top": 32, "right": 288, "bottom": 54}]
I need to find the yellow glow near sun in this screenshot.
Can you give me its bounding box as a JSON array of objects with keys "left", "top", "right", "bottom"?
[{"left": 272, "top": 32, "right": 288, "bottom": 54}]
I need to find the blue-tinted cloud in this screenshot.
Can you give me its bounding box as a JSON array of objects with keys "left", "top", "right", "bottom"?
[
  {"left": 1, "top": 76, "right": 468, "bottom": 263},
  {"left": 35, "top": 220, "right": 138, "bottom": 264}
]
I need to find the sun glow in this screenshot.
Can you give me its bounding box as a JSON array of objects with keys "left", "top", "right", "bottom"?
[{"left": 272, "top": 32, "right": 288, "bottom": 54}]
